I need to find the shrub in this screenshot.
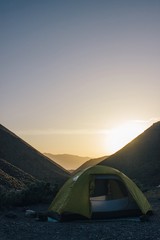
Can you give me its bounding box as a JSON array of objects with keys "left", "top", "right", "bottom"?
[{"left": 0, "top": 181, "right": 59, "bottom": 208}]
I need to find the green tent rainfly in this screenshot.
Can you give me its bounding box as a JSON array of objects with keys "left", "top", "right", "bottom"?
[{"left": 49, "top": 165, "right": 152, "bottom": 220}]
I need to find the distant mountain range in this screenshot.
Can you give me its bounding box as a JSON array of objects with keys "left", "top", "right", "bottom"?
[
  {"left": 0, "top": 124, "right": 69, "bottom": 188},
  {"left": 99, "top": 122, "right": 160, "bottom": 188},
  {"left": 44, "top": 153, "right": 90, "bottom": 170}
]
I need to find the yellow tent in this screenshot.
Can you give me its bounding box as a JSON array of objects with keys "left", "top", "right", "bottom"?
[{"left": 49, "top": 165, "right": 152, "bottom": 220}]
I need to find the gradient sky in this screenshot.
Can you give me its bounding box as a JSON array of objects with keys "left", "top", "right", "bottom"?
[{"left": 1, "top": 0, "right": 160, "bottom": 157}]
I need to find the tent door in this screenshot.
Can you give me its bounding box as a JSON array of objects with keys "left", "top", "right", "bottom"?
[{"left": 90, "top": 175, "right": 132, "bottom": 213}]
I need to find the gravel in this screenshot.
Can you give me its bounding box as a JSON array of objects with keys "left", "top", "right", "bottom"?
[{"left": 0, "top": 197, "right": 160, "bottom": 240}]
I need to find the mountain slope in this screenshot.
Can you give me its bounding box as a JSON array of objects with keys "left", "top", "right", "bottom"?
[
  {"left": 0, "top": 158, "right": 37, "bottom": 189},
  {"left": 0, "top": 124, "right": 70, "bottom": 185},
  {"left": 99, "top": 122, "right": 160, "bottom": 187},
  {"left": 44, "top": 153, "right": 90, "bottom": 170},
  {"left": 73, "top": 155, "right": 108, "bottom": 174}
]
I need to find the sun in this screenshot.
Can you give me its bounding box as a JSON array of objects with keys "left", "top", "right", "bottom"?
[{"left": 106, "top": 121, "right": 146, "bottom": 154}]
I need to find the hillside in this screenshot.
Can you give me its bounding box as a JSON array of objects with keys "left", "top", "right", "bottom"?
[
  {"left": 0, "top": 124, "right": 70, "bottom": 185},
  {"left": 44, "top": 153, "right": 90, "bottom": 170},
  {"left": 73, "top": 155, "right": 108, "bottom": 174},
  {"left": 99, "top": 122, "right": 160, "bottom": 187},
  {"left": 0, "top": 158, "right": 37, "bottom": 190}
]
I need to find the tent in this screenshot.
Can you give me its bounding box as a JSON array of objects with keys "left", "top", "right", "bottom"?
[{"left": 49, "top": 165, "right": 152, "bottom": 220}]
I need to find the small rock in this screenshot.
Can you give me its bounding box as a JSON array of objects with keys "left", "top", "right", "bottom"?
[{"left": 25, "top": 209, "right": 37, "bottom": 218}]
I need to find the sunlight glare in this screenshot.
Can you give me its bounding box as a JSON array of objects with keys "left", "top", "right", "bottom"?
[{"left": 106, "top": 121, "right": 146, "bottom": 154}]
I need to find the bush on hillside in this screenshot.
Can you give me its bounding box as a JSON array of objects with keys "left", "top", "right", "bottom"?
[{"left": 0, "top": 181, "right": 59, "bottom": 208}]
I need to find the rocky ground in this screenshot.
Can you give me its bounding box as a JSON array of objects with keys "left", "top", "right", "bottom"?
[{"left": 0, "top": 189, "right": 160, "bottom": 240}]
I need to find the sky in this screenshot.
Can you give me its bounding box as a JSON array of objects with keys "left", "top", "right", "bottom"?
[{"left": 1, "top": 0, "right": 160, "bottom": 158}]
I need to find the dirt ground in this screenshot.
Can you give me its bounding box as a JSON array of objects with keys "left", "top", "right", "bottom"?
[{"left": 0, "top": 189, "right": 160, "bottom": 240}]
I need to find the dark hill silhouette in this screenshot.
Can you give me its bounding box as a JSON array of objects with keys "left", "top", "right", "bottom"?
[
  {"left": 0, "top": 158, "right": 37, "bottom": 189},
  {"left": 99, "top": 122, "right": 160, "bottom": 187},
  {"left": 73, "top": 155, "right": 108, "bottom": 174},
  {"left": 0, "top": 124, "right": 70, "bottom": 185}
]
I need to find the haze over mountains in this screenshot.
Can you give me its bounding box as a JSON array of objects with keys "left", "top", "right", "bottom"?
[
  {"left": 0, "top": 124, "right": 69, "bottom": 188},
  {"left": 99, "top": 122, "right": 160, "bottom": 188},
  {"left": 44, "top": 153, "right": 90, "bottom": 170}
]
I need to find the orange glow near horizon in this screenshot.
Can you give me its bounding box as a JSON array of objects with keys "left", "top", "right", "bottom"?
[{"left": 16, "top": 120, "right": 156, "bottom": 158}]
